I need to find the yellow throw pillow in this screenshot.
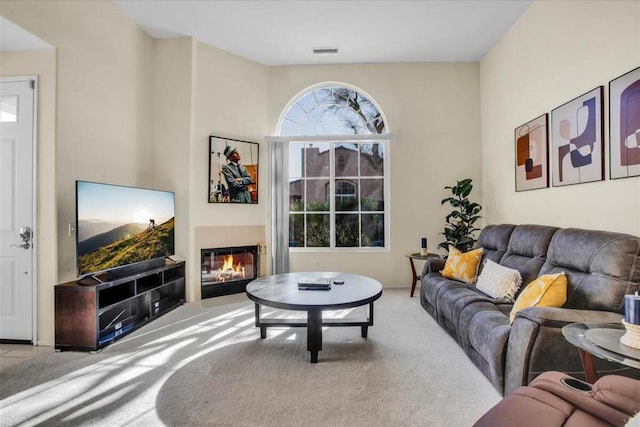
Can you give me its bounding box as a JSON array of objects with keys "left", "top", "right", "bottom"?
[
  {"left": 509, "top": 272, "right": 567, "bottom": 324},
  {"left": 441, "top": 246, "right": 483, "bottom": 284}
]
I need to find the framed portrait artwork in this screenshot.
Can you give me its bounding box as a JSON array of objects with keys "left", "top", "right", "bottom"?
[
  {"left": 209, "top": 136, "right": 259, "bottom": 204},
  {"left": 515, "top": 114, "right": 549, "bottom": 191},
  {"left": 550, "top": 86, "right": 604, "bottom": 187},
  {"left": 609, "top": 66, "right": 640, "bottom": 180}
]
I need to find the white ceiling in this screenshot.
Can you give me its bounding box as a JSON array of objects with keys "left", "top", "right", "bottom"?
[
  {"left": 0, "top": 1, "right": 533, "bottom": 64},
  {"left": 0, "top": 17, "right": 51, "bottom": 51},
  {"left": 112, "top": 0, "right": 533, "bottom": 66}
]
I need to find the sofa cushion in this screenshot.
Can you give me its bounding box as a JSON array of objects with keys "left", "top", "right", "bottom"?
[
  {"left": 437, "top": 285, "right": 497, "bottom": 340},
  {"left": 476, "top": 224, "right": 517, "bottom": 267},
  {"left": 465, "top": 303, "right": 512, "bottom": 389},
  {"left": 510, "top": 273, "right": 567, "bottom": 324},
  {"left": 476, "top": 259, "right": 522, "bottom": 301},
  {"left": 540, "top": 228, "right": 640, "bottom": 312},
  {"left": 499, "top": 224, "right": 559, "bottom": 289},
  {"left": 441, "top": 246, "right": 483, "bottom": 284}
]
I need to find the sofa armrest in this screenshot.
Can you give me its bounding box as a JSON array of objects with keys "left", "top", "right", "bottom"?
[
  {"left": 514, "top": 307, "right": 624, "bottom": 327},
  {"left": 420, "top": 257, "right": 446, "bottom": 278},
  {"left": 504, "top": 308, "right": 625, "bottom": 395}
]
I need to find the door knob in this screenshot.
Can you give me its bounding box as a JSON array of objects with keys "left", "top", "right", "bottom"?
[
  {"left": 11, "top": 227, "right": 32, "bottom": 249},
  {"left": 19, "top": 226, "right": 32, "bottom": 243}
]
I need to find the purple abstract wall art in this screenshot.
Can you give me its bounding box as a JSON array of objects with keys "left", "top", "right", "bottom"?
[
  {"left": 551, "top": 87, "right": 604, "bottom": 187},
  {"left": 610, "top": 66, "right": 640, "bottom": 179}
]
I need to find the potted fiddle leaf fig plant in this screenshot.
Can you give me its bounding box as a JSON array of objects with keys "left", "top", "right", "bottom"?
[{"left": 438, "top": 178, "right": 482, "bottom": 253}]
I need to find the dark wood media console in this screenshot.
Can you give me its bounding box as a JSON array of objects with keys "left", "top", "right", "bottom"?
[{"left": 55, "top": 259, "right": 185, "bottom": 351}]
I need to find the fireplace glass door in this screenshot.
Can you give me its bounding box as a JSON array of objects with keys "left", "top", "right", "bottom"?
[{"left": 201, "top": 245, "right": 258, "bottom": 298}]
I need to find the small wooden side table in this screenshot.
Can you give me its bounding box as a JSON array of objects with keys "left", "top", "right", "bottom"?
[{"left": 405, "top": 252, "right": 439, "bottom": 297}]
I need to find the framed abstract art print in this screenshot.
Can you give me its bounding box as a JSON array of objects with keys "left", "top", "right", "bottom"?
[
  {"left": 550, "top": 86, "right": 604, "bottom": 187},
  {"left": 515, "top": 114, "right": 549, "bottom": 192},
  {"left": 609, "top": 66, "right": 640, "bottom": 180}
]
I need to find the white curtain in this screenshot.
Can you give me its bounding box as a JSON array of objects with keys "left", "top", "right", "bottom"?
[{"left": 268, "top": 139, "right": 289, "bottom": 274}]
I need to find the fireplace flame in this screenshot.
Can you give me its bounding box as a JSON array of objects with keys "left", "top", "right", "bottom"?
[
  {"left": 222, "top": 255, "right": 234, "bottom": 271},
  {"left": 221, "top": 255, "right": 245, "bottom": 277}
]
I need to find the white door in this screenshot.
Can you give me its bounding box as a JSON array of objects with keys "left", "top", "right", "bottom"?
[{"left": 0, "top": 78, "right": 35, "bottom": 342}]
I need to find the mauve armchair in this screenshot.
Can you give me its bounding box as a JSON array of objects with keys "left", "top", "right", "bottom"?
[{"left": 473, "top": 371, "right": 640, "bottom": 427}]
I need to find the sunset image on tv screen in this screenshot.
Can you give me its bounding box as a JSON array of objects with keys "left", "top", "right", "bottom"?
[{"left": 76, "top": 181, "right": 175, "bottom": 276}]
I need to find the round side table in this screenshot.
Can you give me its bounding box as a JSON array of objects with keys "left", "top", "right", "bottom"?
[
  {"left": 562, "top": 322, "right": 640, "bottom": 383},
  {"left": 405, "top": 252, "right": 439, "bottom": 297}
]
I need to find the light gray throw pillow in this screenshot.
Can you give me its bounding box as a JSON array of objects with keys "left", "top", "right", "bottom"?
[{"left": 476, "top": 259, "right": 522, "bottom": 302}]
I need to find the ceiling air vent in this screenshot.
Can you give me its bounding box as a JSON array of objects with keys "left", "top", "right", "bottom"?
[{"left": 313, "top": 48, "right": 338, "bottom": 55}]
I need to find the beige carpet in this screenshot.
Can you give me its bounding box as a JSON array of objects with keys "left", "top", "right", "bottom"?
[{"left": 0, "top": 289, "right": 501, "bottom": 426}]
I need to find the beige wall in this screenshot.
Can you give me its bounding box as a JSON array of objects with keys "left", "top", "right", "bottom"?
[
  {"left": 149, "top": 39, "right": 271, "bottom": 301},
  {"left": 5, "top": 0, "right": 637, "bottom": 347},
  {"left": 151, "top": 37, "right": 194, "bottom": 299},
  {"left": 1, "top": 1, "right": 156, "bottom": 281},
  {"left": 1, "top": 1, "right": 155, "bottom": 345},
  {"left": 268, "top": 64, "right": 482, "bottom": 285},
  {"left": 190, "top": 41, "right": 269, "bottom": 296},
  {"left": 480, "top": 0, "right": 640, "bottom": 235},
  {"left": 1, "top": 49, "right": 57, "bottom": 346}
]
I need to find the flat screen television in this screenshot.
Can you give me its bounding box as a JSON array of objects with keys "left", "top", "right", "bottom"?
[{"left": 76, "top": 180, "right": 175, "bottom": 278}]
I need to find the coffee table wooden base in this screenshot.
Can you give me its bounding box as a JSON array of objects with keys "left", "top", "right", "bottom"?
[{"left": 254, "top": 302, "right": 375, "bottom": 363}]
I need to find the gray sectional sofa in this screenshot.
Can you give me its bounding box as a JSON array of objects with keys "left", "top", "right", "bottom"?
[{"left": 420, "top": 224, "right": 640, "bottom": 395}]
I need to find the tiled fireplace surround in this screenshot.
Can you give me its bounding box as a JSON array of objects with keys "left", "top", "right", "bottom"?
[{"left": 194, "top": 225, "right": 267, "bottom": 300}]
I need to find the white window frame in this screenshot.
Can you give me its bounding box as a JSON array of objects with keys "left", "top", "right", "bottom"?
[
  {"left": 270, "top": 134, "right": 393, "bottom": 251},
  {"left": 269, "top": 82, "right": 395, "bottom": 258},
  {"left": 289, "top": 141, "right": 389, "bottom": 250}
]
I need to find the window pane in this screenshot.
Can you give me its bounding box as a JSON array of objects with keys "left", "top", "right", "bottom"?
[
  {"left": 336, "top": 214, "right": 359, "bottom": 247},
  {"left": 279, "top": 119, "right": 299, "bottom": 136},
  {"left": 306, "top": 214, "right": 329, "bottom": 247},
  {"left": 289, "top": 143, "right": 304, "bottom": 177},
  {"left": 289, "top": 214, "right": 304, "bottom": 247},
  {"left": 283, "top": 85, "right": 386, "bottom": 136},
  {"left": 335, "top": 143, "right": 358, "bottom": 177},
  {"left": 300, "top": 108, "right": 357, "bottom": 135},
  {"left": 335, "top": 179, "right": 359, "bottom": 211},
  {"left": 361, "top": 105, "right": 386, "bottom": 133},
  {"left": 306, "top": 179, "right": 329, "bottom": 211},
  {"left": 360, "top": 143, "right": 384, "bottom": 176},
  {"left": 296, "top": 93, "right": 316, "bottom": 113},
  {"left": 0, "top": 96, "right": 18, "bottom": 123},
  {"left": 362, "top": 214, "right": 384, "bottom": 247},
  {"left": 339, "top": 106, "right": 368, "bottom": 134},
  {"left": 289, "top": 178, "right": 304, "bottom": 211},
  {"left": 360, "top": 178, "right": 384, "bottom": 211},
  {"left": 314, "top": 87, "right": 334, "bottom": 105},
  {"left": 285, "top": 102, "right": 306, "bottom": 124},
  {"left": 304, "top": 143, "right": 329, "bottom": 177}
]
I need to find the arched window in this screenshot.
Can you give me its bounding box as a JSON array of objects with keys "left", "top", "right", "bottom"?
[
  {"left": 280, "top": 84, "right": 389, "bottom": 249},
  {"left": 279, "top": 86, "right": 386, "bottom": 136}
]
